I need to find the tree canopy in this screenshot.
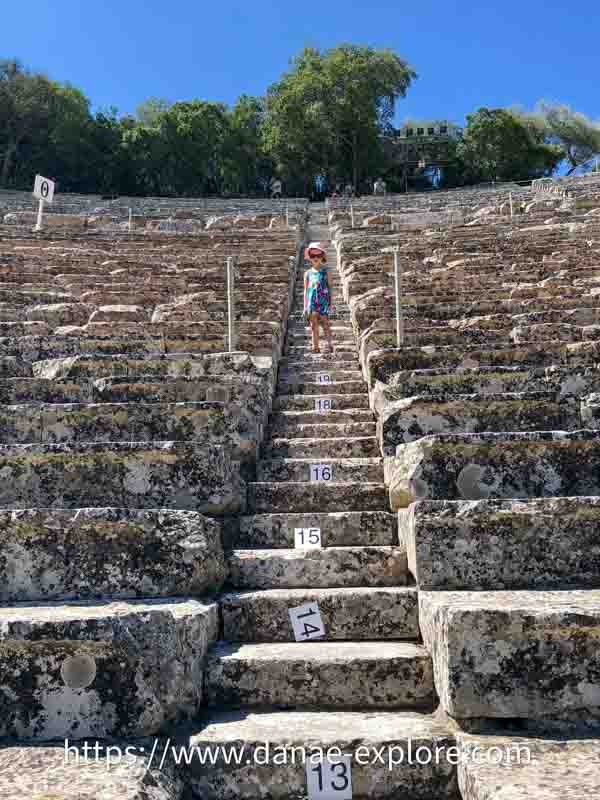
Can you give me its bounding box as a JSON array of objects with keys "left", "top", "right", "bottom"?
[{"left": 0, "top": 51, "right": 597, "bottom": 196}]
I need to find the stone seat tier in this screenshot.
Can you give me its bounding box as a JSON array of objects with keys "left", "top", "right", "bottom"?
[
  {"left": 376, "top": 364, "right": 600, "bottom": 399},
  {"left": 235, "top": 510, "right": 397, "bottom": 548},
  {"left": 0, "top": 507, "right": 225, "bottom": 601},
  {"left": 187, "top": 709, "right": 457, "bottom": 800},
  {"left": 33, "top": 351, "right": 273, "bottom": 380},
  {"left": 248, "top": 481, "right": 387, "bottom": 513},
  {"left": 419, "top": 589, "right": 600, "bottom": 722},
  {"left": 403, "top": 495, "right": 600, "bottom": 591},
  {"left": 386, "top": 429, "right": 600, "bottom": 509},
  {"left": 377, "top": 391, "right": 578, "bottom": 454},
  {"left": 367, "top": 339, "right": 600, "bottom": 385},
  {"left": 228, "top": 546, "right": 406, "bottom": 588},
  {"left": 458, "top": 733, "right": 600, "bottom": 800},
  {"left": 0, "top": 401, "right": 235, "bottom": 445},
  {"left": 205, "top": 641, "right": 434, "bottom": 710},
  {"left": 0, "top": 597, "right": 217, "bottom": 740},
  {"left": 0, "top": 744, "right": 185, "bottom": 799},
  {"left": 0, "top": 441, "right": 243, "bottom": 513}
]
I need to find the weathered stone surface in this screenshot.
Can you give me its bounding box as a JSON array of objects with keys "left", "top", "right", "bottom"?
[
  {"left": 188, "top": 709, "right": 459, "bottom": 799},
  {"left": 0, "top": 508, "right": 226, "bottom": 601},
  {"left": 221, "top": 587, "right": 419, "bottom": 641},
  {"left": 386, "top": 430, "right": 600, "bottom": 510},
  {"left": 402, "top": 497, "right": 600, "bottom": 590},
  {"left": 377, "top": 393, "right": 576, "bottom": 453},
  {"left": 419, "top": 590, "right": 600, "bottom": 720},
  {"left": 0, "top": 598, "right": 217, "bottom": 739},
  {"left": 206, "top": 641, "right": 434, "bottom": 709},
  {"left": 0, "top": 441, "right": 244, "bottom": 513},
  {"left": 257, "top": 456, "right": 383, "bottom": 483},
  {"left": 0, "top": 401, "right": 235, "bottom": 445},
  {"left": 248, "top": 481, "right": 387, "bottom": 513},
  {"left": 0, "top": 742, "right": 185, "bottom": 799},
  {"left": 228, "top": 546, "right": 406, "bottom": 588},
  {"left": 235, "top": 510, "right": 397, "bottom": 548},
  {"left": 458, "top": 733, "right": 600, "bottom": 800}
]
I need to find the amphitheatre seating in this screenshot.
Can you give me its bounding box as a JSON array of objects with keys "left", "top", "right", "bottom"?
[
  {"left": 4, "top": 178, "right": 600, "bottom": 797},
  {"left": 0, "top": 201, "right": 304, "bottom": 749}
]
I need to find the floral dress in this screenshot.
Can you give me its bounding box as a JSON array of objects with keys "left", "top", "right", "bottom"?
[{"left": 305, "top": 267, "right": 331, "bottom": 316}]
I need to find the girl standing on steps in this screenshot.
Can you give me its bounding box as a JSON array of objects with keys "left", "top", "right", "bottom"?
[{"left": 303, "top": 241, "right": 335, "bottom": 355}]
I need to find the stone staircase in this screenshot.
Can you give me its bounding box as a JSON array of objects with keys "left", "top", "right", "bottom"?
[{"left": 194, "top": 227, "right": 458, "bottom": 799}]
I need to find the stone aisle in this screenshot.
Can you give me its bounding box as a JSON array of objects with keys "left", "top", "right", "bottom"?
[{"left": 192, "top": 223, "right": 458, "bottom": 799}]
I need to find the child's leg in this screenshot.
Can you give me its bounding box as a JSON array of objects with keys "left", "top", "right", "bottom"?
[
  {"left": 310, "top": 312, "right": 320, "bottom": 351},
  {"left": 321, "top": 315, "right": 333, "bottom": 348}
]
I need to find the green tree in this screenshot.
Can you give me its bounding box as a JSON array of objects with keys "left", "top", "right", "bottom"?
[
  {"left": 533, "top": 102, "right": 600, "bottom": 174},
  {"left": 263, "top": 44, "right": 416, "bottom": 193},
  {"left": 457, "top": 107, "right": 563, "bottom": 183}
]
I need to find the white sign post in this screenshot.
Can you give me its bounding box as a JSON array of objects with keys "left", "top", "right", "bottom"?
[{"left": 33, "top": 175, "right": 55, "bottom": 231}]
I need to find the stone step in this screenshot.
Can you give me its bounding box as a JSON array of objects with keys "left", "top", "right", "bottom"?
[
  {"left": 420, "top": 589, "right": 600, "bottom": 722},
  {"left": 386, "top": 430, "right": 600, "bottom": 510},
  {"left": 287, "top": 324, "right": 353, "bottom": 335},
  {"left": 187, "top": 709, "right": 457, "bottom": 799},
  {"left": 235, "top": 510, "right": 397, "bottom": 548},
  {"left": 457, "top": 732, "right": 600, "bottom": 800},
  {"left": 248, "top": 481, "right": 388, "bottom": 513},
  {"left": 229, "top": 546, "right": 406, "bottom": 589},
  {"left": 378, "top": 391, "right": 577, "bottom": 454},
  {"left": 403, "top": 496, "right": 600, "bottom": 591},
  {"left": 0, "top": 400, "right": 233, "bottom": 444},
  {"left": 0, "top": 597, "right": 217, "bottom": 740},
  {"left": 221, "top": 586, "right": 419, "bottom": 641},
  {"left": 205, "top": 641, "right": 434, "bottom": 710},
  {"left": 284, "top": 342, "right": 356, "bottom": 356},
  {"left": 278, "top": 367, "right": 363, "bottom": 382},
  {"left": 267, "top": 420, "right": 377, "bottom": 440},
  {"left": 275, "top": 379, "right": 366, "bottom": 396},
  {"left": 0, "top": 507, "right": 225, "bottom": 601},
  {"left": 257, "top": 457, "right": 383, "bottom": 483},
  {"left": 264, "top": 435, "right": 379, "bottom": 459},
  {"left": 0, "top": 441, "right": 242, "bottom": 513},
  {"left": 279, "top": 351, "right": 359, "bottom": 368},
  {"left": 273, "top": 392, "right": 369, "bottom": 411},
  {"left": 0, "top": 744, "right": 185, "bottom": 800},
  {"left": 269, "top": 409, "right": 374, "bottom": 429}
]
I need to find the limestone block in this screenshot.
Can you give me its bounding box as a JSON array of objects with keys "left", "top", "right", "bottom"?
[
  {"left": 386, "top": 430, "right": 600, "bottom": 510},
  {"left": 189, "top": 710, "right": 458, "bottom": 800},
  {"left": 221, "top": 587, "right": 418, "bottom": 641},
  {"left": 0, "top": 441, "right": 244, "bottom": 513},
  {"left": 229, "top": 546, "right": 407, "bottom": 589},
  {"left": 458, "top": 733, "right": 600, "bottom": 800},
  {"left": 25, "top": 303, "right": 95, "bottom": 327},
  {"left": 0, "top": 598, "right": 218, "bottom": 739},
  {"left": 0, "top": 743, "right": 185, "bottom": 799},
  {"left": 89, "top": 304, "right": 147, "bottom": 323},
  {"left": 0, "top": 507, "right": 227, "bottom": 601},
  {"left": 402, "top": 497, "right": 600, "bottom": 590},
  {"left": 420, "top": 589, "right": 600, "bottom": 720},
  {"left": 205, "top": 641, "right": 434, "bottom": 709}
]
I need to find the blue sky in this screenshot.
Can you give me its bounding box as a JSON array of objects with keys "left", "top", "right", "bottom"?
[{"left": 4, "top": 0, "right": 599, "bottom": 127}]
